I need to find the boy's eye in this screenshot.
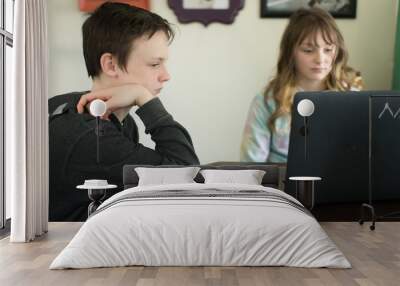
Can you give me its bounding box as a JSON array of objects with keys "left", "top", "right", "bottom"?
[
  {"left": 324, "top": 48, "right": 334, "bottom": 53},
  {"left": 302, "top": 48, "right": 313, "bottom": 53},
  {"left": 150, "top": 63, "right": 160, "bottom": 67}
]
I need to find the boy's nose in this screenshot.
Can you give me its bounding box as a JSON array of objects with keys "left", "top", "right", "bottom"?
[{"left": 160, "top": 68, "right": 170, "bottom": 82}]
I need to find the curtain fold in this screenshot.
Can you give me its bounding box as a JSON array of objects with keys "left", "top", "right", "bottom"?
[
  {"left": 7, "top": 0, "right": 49, "bottom": 242},
  {"left": 393, "top": 1, "right": 400, "bottom": 90}
]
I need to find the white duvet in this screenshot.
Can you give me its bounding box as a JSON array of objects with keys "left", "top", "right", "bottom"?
[{"left": 50, "top": 183, "right": 351, "bottom": 269}]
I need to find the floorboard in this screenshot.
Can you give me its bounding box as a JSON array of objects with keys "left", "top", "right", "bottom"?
[{"left": 0, "top": 222, "right": 399, "bottom": 286}]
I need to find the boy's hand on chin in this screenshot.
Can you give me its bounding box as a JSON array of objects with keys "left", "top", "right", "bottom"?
[{"left": 77, "top": 84, "right": 154, "bottom": 121}]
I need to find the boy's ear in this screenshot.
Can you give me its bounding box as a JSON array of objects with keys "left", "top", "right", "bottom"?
[{"left": 99, "top": 53, "right": 119, "bottom": 77}]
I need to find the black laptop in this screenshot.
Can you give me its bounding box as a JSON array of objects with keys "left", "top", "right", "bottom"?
[{"left": 286, "top": 90, "right": 400, "bottom": 204}]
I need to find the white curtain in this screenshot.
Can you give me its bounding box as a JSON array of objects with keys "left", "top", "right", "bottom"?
[{"left": 6, "top": 0, "right": 49, "bottom": 242}]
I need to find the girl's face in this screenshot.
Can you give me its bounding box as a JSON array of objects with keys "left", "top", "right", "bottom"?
[{"left": 294, "top": 31, "right": 336, "bottom": 87}]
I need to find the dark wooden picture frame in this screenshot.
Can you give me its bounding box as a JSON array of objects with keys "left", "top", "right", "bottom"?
[
  {"left": 261, "top": 0, "right": 357, "bottom": 19},
  {"left": 168, "top": 0, "right": 244, "bottom": 26}
]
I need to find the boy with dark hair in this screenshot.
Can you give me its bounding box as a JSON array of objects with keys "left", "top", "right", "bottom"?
[{"left": 49, "top": 2, "right": 199, "bottom": 222}]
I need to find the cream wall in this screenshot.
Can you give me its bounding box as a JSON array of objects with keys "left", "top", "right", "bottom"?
[{"left": 47, "top": 0, "right": 398, "bottom": 164}]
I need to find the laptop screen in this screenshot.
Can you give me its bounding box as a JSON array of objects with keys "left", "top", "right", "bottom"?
[{"left": 286, "top": 90, "right": 400, "bottom": 204}]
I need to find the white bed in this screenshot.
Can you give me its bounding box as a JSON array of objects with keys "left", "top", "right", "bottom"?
[{"left": 50, "top": 183, "right": 351, "bottom": 269}]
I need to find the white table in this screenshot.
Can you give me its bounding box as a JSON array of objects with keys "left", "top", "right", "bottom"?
[
  {"left": 289, "top": 176, "right": 322, "bottom": 210},
  {"left": 76, "top": 184, "right": 117, "bottom": 217}
]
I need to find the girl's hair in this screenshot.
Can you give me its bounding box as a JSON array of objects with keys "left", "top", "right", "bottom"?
[{"left": 265, "top": 8, "right": 362, "bottom": 131}]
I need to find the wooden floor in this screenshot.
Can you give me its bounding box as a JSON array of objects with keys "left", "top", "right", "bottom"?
[{"left": 0, "top": 222, "right": 399, "bottom": 286}]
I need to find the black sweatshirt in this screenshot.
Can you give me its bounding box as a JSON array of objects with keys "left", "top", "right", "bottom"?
[{"left": 49, "top": 92, "right": 199, "bottom": 221}]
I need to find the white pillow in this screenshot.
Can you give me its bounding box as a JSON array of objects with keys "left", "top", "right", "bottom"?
[
  {"left": 135, "top": 167, "right": 201, "bottom": 186},
  {"left": 200, "top": 169, "right": 266, "bottom": 185}
]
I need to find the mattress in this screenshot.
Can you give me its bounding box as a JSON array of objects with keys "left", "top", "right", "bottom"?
[{"left": 50, "top": 183, "right": 350, "bottom": 269}]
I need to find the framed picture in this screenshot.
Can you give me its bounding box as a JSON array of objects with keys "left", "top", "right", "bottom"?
[
  {"left": 78, "top": 0, "right": 150, "bottom": 12},
  {"left": 261, "top": 0, "right": 357, "bottom": 19},
  {"left": 168, "top": 0, "right": 244, "bottom": 26}
]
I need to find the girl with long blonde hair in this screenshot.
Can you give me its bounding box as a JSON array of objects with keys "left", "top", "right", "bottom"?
[{"left": 240, "top": 7, "right": 362, "bottom": 163}]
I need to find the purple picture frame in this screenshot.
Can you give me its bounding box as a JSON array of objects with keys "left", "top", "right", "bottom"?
[{"left": 168, "top": 0, "right": 244, "bottom": 26}]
